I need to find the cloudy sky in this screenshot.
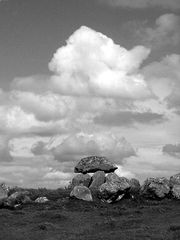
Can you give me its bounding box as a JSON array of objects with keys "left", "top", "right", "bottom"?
[{"left": 0, "top": 0, "right": 180, "bottom": 188}]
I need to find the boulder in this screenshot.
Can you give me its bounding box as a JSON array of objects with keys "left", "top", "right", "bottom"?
[
  {"left": 141, "top": 177, "right": 170, "bottom": 199},
  {"left": 8, "top": 191, "right": 31, "bottom": 203},
  {"left": 35, "top": 197, "right": 49, "bottom": 203},
  {"left": 89, "top": 171, "right": 105, "bottom": 190},
  {"left": 89, "top": 171, "right": 105, "bottom": 200},
  {"left": 106, "top": 173, "right": 130, "bottom": 190},
  {"left": 74, "top": 156, "right": 117, "bottom": 174},
  {"left": 71, "top": 173, "right": 91, "bottom": 188},
  {"left": 98, "top": 173, "right": 130, "bottom": 202},
  {"left": 4, "top": 191, "right": 32, "bottom": 208},
  {"left": 70, "top": 185, "right": 93, "bottom": 202},
  {"left": 170, "top": 173, "right": 180, "bottom": 199}
]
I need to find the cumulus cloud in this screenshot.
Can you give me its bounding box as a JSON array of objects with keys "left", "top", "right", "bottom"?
[
  {"left": 33, "top": 132, "right": 136, "bottom": 165},
  {"left": 49, "top": 26, "right": 151, "bottom": 99},
  {"left": 138, "top": 14, "right": 180, "bottom": 48},
  {"left": 100, "top": 0, "right": 180, "bottom": 9},
  {"left": 94, "top": 111, "right": 166, "bottom": 126},
  {"left": 10, "top": 91, "right": 75, "bottom": 122},
  {"left": 162, "top": 143, "right": 180, "bottom": 157}
]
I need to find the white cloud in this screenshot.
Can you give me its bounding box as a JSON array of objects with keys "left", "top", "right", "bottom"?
[
  {"left": 124, "top": 146, "right": 180, "bottom": 183},
  {"left": 100, "top": 0, "right": 180, "bottom": 9},
  {"left": 49, "top": 26, "right": 151, "bottom": 99},
  {"left": 0, "top": 156, "right": 73, "bottom": 188},
  {"left": 10, "top": 91, "right": 75, "bottom": 122},
  {"left": 42, "top": 132, "right": 136, "bottom": 165}
]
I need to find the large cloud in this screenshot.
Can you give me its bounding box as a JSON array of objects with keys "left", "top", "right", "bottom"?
[
  {"left": 100, "top": 0, "right": 180, "bottom": 9},
  {"left": 31, "top": 132, "right": 136, "bottom": 165},
  {"left": 49, "top": 26, "right": 151, "bottom": 99}
]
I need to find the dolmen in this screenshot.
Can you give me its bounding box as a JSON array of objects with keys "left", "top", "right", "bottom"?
[{"left": 70, "top": 156, "right": 140, "bottom": 203}]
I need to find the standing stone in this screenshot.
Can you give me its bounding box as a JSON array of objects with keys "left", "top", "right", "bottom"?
[
  {"left": 170, "top": 173, "right": 180, "bottom": 199},
  {"left": 98, "top": 173, "right": 130, "bottom": 202},
  {"left": 141, "top": 177, "right": 170, "bottom": 199},
  {"left": 70, "top": 185, "right": 93, "bottom": 202},
  {"left": 89, "top": 171, "right": 105, "bottom": 190},
  {"left": 0, "top": 183, "right": 8, "bottom": 206},
  {"left": 74, "top": 156, "right": 117, "bottom": 174},
  {"left": 71, "top": 173, "right": 91, "bottom": 188}
]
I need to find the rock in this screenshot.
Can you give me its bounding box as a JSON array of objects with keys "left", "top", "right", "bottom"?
[
  {"left": 71, "top": 173, "right": 91, "bottom": 188},
  {"left": 8, "top": 191, "right": 31, "bottom": 204},
  {"left": 89, "top": 171, "right": 105, "bottom": 190},
  {"left": 129, "top": 178, "right": 141, "bottom": 197},
  {"left": 171, "top": 185, "right": 180, "bottom": 199},
  {"left": 98, "top": 173, "right": 130, "bottom": 202},
  {"left": 0, "top": 183, "right": 8, "bottom": 206},
  {"left": 70, "top": 185, "right": 93, "bottom": 202},
  {"left": 74, "top": 156, "right": 117, "bottom": 173},
  {"left": 106, "top": 194, "right": 125, "bottom": 204},
  {"left": 106, "top": 173, "right": 130, "bottom": 190},
  {"left": 35, "top": 197, "right": 49, "bottom": 203},
  {"left": 4, "top": 191, "right": 32, "bottom": 208},
  {"left": 0, "top": 183, "right": 8, "bottom": 199},
  {"left": 141, "top": 177, "right": 170, "bottom": 199},
  {"left": 170, "top": 173, "right": 180, "bottom": 199},
  {"left": 170, "top": 173, "right": 180, "bottom": 186}
]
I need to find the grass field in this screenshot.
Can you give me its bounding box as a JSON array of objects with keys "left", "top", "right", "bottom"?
[{"left": 0, "top": 188, "right": 180, "bottom": 240}]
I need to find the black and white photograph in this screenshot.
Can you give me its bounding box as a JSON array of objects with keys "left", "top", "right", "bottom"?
[{"left": 0, "top": 0, "right": 180, "bottom": 239}]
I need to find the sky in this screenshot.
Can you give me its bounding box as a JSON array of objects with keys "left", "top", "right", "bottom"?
[{"left": 0, "top": 0, "right": 180, "bottom": 188}]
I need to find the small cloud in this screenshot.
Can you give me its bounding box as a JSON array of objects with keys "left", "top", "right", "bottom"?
[
  {"left": 31, "top": 141, "right": 48, "bottom": 156},
  {"left": 138, "top": 14, "right": 180, "bottom": 48},
  {"left": 0, "top": 135, "right": 13, "bottom": 162},
  {"left": 142, "top": 54, "right": 180, "bottom": 111},
  {"left": 162, "top": 143, "right": 180, "bottom": 157},
  {"left": 94, "top": 111, "right": 166, "bottom": 127}
]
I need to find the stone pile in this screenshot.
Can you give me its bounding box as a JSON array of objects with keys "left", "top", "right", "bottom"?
[
  {"left": 0, "top": 184, "right": 50, "bottom": 209},
  {"left": 70, "top": 156, "right": 180, "bottom": 203},
  {"left": 70, "top": 156, "right": 140, "bottom": 203}
]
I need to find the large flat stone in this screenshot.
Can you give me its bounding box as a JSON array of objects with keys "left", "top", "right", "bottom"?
[{"left": 74, "top": 156, "right": 117, "bottom": 173}]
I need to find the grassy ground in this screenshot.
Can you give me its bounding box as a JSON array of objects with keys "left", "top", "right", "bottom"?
[{"left": 0, "top": 188, "right": 180, "bottom": 240}]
